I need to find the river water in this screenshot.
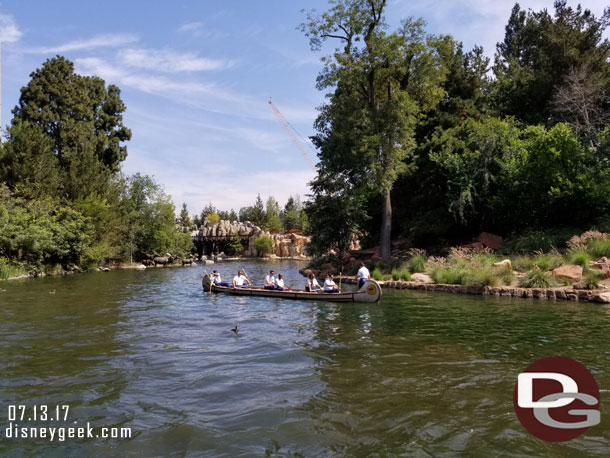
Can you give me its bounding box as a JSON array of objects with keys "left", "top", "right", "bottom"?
[{"left": 0, "top": 260, "right": 609, "bottom": 457}]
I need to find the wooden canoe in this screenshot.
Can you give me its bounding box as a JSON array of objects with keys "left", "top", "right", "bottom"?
[{"left": 202, "top": 275, "right": 382, "bottom": 303}]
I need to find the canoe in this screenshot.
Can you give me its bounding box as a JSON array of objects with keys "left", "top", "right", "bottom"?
[{"left": 202, "top": 275, "right": 382, "bottom": 303}]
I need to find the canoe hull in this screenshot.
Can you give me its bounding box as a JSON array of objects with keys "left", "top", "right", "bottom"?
[{"left": 202, "top": 275, "right": 381, "bottom": 303}]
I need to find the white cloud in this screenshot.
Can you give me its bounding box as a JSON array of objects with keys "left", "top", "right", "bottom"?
[
  {"left": 0, "top": 13, "right": 22, "bottom": 42},
  {"left": 177, "top": 21, "right": 228, "bottom": 40},
  {"left": 25, "top": 33, "right": 138, "bottom": 54},
  {"left": 118, "top": 48, "right": 232, "bottom": 72},
  {"left": 178, "top": 22, "right": 203, "bottom": 34},
  {"left": 75, "top": 55, "right": 317, "bottom": 125}
]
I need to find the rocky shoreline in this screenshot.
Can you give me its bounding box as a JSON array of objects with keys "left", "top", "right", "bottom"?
[{"left": 336, "top": 276, "right": 610, "bottom": 304}]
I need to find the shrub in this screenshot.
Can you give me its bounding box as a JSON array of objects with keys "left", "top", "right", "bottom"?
[
  {"left": 580, "top": 269, "right": 604, "bottom": 290},
  {"left": 512, "top": 256, "right": 535, "bottom": 272},
  {"left": 228, "top": 233, "right": 244, "bottom": 255},
  {"left": 372, "top": 267, "right": 383, "bottom": 281},
  {"left": 429, "top": 266, "right": 466, "bottom": 284},
  {"left": 533, "top": 252, "right": 563, "bottom": 271},
  {"left": 565, "top": 248, "right": 592, "bottom": 267},
  {"left": 472, "top": 253, "right": 500, "bottom": 267},
  {"left": 0, "top": 257, "right": 27, "bottom": 280},
  {"left": 588, "top": 238, "right": 610, "bottom": 258},
  {"left": 391, "top": 268, "right": 400, "bottom": 280},
  {"left": 464, "top": 267, "right": 499, "bottom": 287},
  {"left": 207, "top": 212, "right": 220, "bottom": 225},
  {"left": 407, "top": 254, "right": 426, "bottom": 273},
  {"left": 508, "top": 228, "right": 579, "bottom": 253},
  {"left": 495, "top": 266, "right": 515, "bottom": 286},
  {"left": 519, "top": 268, "right": 557, "bottom": 288},
  {"left": 400, "top": 268, "right": 411, "bottom": 281},
  {"left": 80, "top": 242, "right": 110, "bottom": 271},
  {"left": 253, "top": 236, "right": 274, "bottom": 256}
]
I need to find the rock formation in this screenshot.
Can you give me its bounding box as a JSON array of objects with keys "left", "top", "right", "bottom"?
[{"left": 191, "top": 220, "right": 310, "bottom": 258}]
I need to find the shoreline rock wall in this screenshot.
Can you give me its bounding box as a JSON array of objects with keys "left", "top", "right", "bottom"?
[{"left": 336, "top": 276, "right": 610, "bottom": 304}]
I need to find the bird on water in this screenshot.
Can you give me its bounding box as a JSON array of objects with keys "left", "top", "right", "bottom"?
[{"left": 231, "top": 326, "right": 238, "bottom": 334}]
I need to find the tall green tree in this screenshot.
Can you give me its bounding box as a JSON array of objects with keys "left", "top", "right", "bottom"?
[
  {"left": 251, "top": 194, "right": 265, "bottom": 227},
  {"left": 179, "top": 203, "right": 191, "bottom": 227},
  {"left": 0, "top": 121, "right": 60, "bottom": 197},
  {"left": 264, "top": 196, "right": 284, "bottom": 232},
  {"left": 492, "top": 1, "right": 610, "bottom": 129},
  {"left": 12, "top": 56, "right": 131, "bottom": 173},
  {"left": 302, "top": 0, "right": 448, "bottom": 260}
]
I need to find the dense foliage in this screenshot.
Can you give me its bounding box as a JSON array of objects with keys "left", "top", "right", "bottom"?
[
  {"left": 0, "top": 57, "right": 193, "bottom": 275},
  {"left": 303, "top": 0, "right": 610, "bottom": 256}
]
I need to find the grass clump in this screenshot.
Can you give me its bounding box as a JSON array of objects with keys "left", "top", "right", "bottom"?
[
  {"left": 579, "top": 269, "right": 605, "bottom": 290},
  {"left": 407, "top": 254, "right": 426, "bottom": 273},
  {"left": 400, "top": 268, "right": 411, "bottom": 281},
  {"left": 0, "top": 258, "right": 27, "bottom": 280},
  {"left": 391, "top": 269, "right": 400, "bottom": 280},
  {"left": 372, "top": 267, "right": 383, "bottom": 281},
  {"left": 587, "top": 238, "right": 610, "bottom": 258},
  {"left": 429, "top": 266, "right": 467, "bottom": 285},
  {"left": 512, "top": 256, "right": 535, "bottom": 272},
  {"left": 519, "top": 268, "right": 557, "bottom": 288},
  {"left": 495, "top": 266, "right": 515, "bottom": 286},
  {"left": 565, "top": 248, "right": 592, "bottom": 267},
  {"left": 464, "top": 267, "right": 499, "bottom": 288},
  {"left": 533, "top": 252, "right": 563, "bottom": 271}
]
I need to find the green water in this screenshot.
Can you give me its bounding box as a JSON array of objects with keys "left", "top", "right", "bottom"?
[{"left": 0, "top": 261, "right": 609, "bottom": 456}]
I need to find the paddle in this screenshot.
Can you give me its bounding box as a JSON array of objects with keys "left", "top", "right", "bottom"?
[
  {"left": 241, "top": 267, "right": 252, "bottom": 287},
  {"left": 204, "top": 270, "right": 214, "bottom": 293},
  {"left": 339, "top": 271, "right": 342, "bottom": 292}
]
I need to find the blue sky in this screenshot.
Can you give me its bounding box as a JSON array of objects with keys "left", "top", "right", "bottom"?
[{"left": 0, "top": 0, "right": 608, "bottom": 215}]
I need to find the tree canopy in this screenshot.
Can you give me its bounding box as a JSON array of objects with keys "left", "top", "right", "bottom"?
[{"left": 302, "top": 0, "right": 448, "bottom": 260}]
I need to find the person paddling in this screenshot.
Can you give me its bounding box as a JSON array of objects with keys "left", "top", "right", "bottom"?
[
  {"left": 232, "top": 270, "right": 250, "bottom": 288},
  {"left": 323, "top": 274, "right": 340, "bottom": 293},
  {"left": 305, "top": 273, "right": 322, "bottom": 292},
  {"left": 212, "top": 270, "right": 230, "bottom": 287},
  {"left": 275, "top": 273, "right": 290, "bottom": 291}
]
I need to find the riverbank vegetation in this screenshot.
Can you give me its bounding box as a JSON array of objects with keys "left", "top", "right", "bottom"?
[
  {"left": 302, "top": 0, "right": 610, "bottom": 265},
  {"left": 0, "top": 57, "right": 192, "bottom": 277},
  {"left": 337, "top": 230, "right": 609, "bottom": 291}
]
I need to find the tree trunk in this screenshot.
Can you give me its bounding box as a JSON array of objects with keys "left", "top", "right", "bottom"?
[{"left": 380, "top": 188, "right": 392, "bottom": 261}]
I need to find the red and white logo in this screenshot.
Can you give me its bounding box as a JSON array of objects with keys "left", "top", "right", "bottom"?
[{"left": 514, "top": 356, "right": 600, "bottom": 442}]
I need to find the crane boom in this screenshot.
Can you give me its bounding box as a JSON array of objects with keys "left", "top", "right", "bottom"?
[{"left": 268, "top": 98, "right": 316, "bottom": 172}]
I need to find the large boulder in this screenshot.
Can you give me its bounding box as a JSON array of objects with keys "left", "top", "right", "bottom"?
[
  {"left": 552, "top": 265, "right": 583, "bottom": 283},
  {"left": 493, "top": 259, "right": 513, "bottom": 270},
  {"left": 478, "top": 232, "right": 504, "bottom": 250},
  {"left": 411, "top": 273, "right": 434, "bottom": 283}
]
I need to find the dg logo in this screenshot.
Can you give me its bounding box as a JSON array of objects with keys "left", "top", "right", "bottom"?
[{"left": 514, "top": 356, "right": 600, "bottom": 442}]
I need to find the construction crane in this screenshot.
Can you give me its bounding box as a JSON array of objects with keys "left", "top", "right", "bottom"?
[{"left": 268, "top": 97, "right": 317, "bottom": 172}]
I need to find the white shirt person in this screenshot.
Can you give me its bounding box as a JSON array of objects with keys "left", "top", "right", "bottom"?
[
  {"left": 232, "top": 271, "right": 250, "bottom": 288},
  {"left": 357, "top": 263, "right": 370, "bottom": 288},
  {"left": 323, "top": 275, "right": 340, "bottom": 293},
  {"left": 264, "top": 271, "right": 276, "bottom": 290},
  {"left": 305, "top": 274, "right": 321, "bottom": 292},
  {"left": 275, "top": 274, "right": 289, "bottom": 291}
]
